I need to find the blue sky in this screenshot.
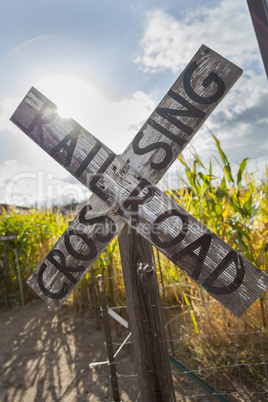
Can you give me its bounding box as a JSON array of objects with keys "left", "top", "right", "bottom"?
[{"left": 0, "top": 0, "right": 267, "bottom": 207}]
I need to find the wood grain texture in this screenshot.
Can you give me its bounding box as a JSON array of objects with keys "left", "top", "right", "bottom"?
[
  {"left": 118, "top": 226, "right": 175, "bottom": 401},
  {"left": 120, "top": 44, "right": 243, "bottom": 182},
  {"left": 10, "top": 45, "right": 262, "bottom": 318},
  {"left": 27, "top": 195, "right": 124, "bottom": 310}
]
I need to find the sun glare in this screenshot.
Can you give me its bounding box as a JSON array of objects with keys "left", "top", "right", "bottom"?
[
  {"left": 32, "top": 72, "right": 156, "bottom": 154},
  {"left": 34, "top": 74, "right": 102, "bottom": 120}
]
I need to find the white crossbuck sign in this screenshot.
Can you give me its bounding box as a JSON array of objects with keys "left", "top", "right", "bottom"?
[{"left": 11, "top": 45, "right": 268, "bottom": 317}]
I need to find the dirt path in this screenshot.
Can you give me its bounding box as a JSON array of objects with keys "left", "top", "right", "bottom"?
[
  {"left": 0, "top": 300, "right": 243, "bottom": 401},
  {"left": 0, "top": 300, "right": 142, "bottom": 401}
]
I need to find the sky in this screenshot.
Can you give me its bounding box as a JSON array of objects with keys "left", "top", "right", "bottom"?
[{"left": 0, "top": 0, "right": 267, "bottom": 208}]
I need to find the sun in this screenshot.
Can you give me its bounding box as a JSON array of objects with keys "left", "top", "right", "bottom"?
[{"left": 33, "top": 74, "right": 103, "bottom": 121}]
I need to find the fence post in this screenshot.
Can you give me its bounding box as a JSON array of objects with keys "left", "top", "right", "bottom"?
[
  {"left": 15, "top": 248, "right": 24, "bottom": 306},
  {"left": 118, "top": 226, "right": 175, "bottom": 401},
  {"left": 98, "top": 275, "right": 120, "bottom": 401},
  {"left": 91, "top": 266, "right": 100, "bottom": 329},
  {"left": 3, "top": 243, "right": 9, "bottom": 307},
  {"left": 157, "top": 249, "right": 175, "bottom": 357},
  {"left": 105, "top": 249, "right": 119, "bottom": 335}
]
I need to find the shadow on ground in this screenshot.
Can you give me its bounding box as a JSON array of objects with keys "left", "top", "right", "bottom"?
[
  {"left": 1, "top": 300, "right": 255, "bottom": 401},
  {"left": 0, "top": 300, "right": 138, "bottom": 401}
]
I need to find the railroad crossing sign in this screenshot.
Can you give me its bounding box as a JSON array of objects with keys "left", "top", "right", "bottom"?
[{"left": 11, "top": 45, "right": 268, "bottom": 318}]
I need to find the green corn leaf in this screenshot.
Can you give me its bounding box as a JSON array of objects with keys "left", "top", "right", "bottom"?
[
  {"left": 219, "top": 176, "right": 227, "bottom": 191},
  {"left": 213, "top": 134, "right": 228, "bottom": 165},
  {"left": 209, "top": 160, "right": 212, "bottom": 176},
  {"left": 193, "top": 154, "right": 205, "bottom": 169},
  {"left": 198, "top": 172, "right": 212, "bottom": 186},
  {"left": 186, "top": 169, "right": 193, "bottom": 186},
  {"left": 183, "top": 294, "right": 199, "bottom": 335},
  {"left": 212, "top": 134, "right": 234, "bottom": 182},
  {"left": 215, "top": 203, "right": 222, "bottom": 216},
  {"left": 237, "top": 158, "right": 248, "bottom": 193},
  {"left": 242, "top": 194, "right": 259, "bottom": 218},
  {"left": 193, "top": 160, "right": 197, "bottom": 179},
  {"left": 178, "top": 155, "right": 190, "bottom": 169},
  {"left": 220, "top": 189, "right": 241, "bottom": 213},
  {"left": 223, "top": 165, "right": 234, "bottom": 183},
  {"left": 237, "top": 158, "right": 248, "bottom": 184}
]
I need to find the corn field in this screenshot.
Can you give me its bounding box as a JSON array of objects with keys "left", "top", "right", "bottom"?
[{"left": 0, "top": 135, "right": 267, "bottom": 396}]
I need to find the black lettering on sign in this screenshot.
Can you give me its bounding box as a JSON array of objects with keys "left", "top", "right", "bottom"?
[
  {"left": 65, "top": 229, "right": 98, "bottom": 261},
  {"left": 24, "top": 100, "right": 58, "bottom": 146},
  {"left": 156, "top": 90, "right": 206, "bottom": 136},
  {"left": 79, "top": 204, "right": 117, "bottom": 242},
  {"left": 167, "top": 90, "right": 206, "bottom": 118},
  {"left": 151, "top": 209, "right": 188, "bottom": 249},
  {"left": 65, "top": 205, "right": 117, "bottom": 262},
  {"left": 148, "top": 118, "right": 186, "bottom": 146},
  {"left": 89, "top": 153, "right": 116, "bottom": 201},
  {"left": 117, "top": 179, "right": 155, "bottom": 227},
  {"left": 49, "top": 125, "right": 81, "bottom": 168},
  {"left": 201, "top": 250, "right": 245, "bottom": 295},
  {"left": 75, "top": 141, "right": 102, "bottom": 177},
  {"left": 146, "top": 88, "right": 206, "bottom": 149},
  {"left": 37, "top": 249, "right": 85, "bottom": 299},
  {"left": 172, "top": 233, "right": 212, "bottom": 280},
  {"left": 132, "top": 131, "right": 173, "bottom": 170},
  {"left": 184, "top": 62, "right": 226, "bottom": 105}
]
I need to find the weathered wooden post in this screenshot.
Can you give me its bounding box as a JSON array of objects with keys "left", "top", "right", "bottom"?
[
  {"left": 10, "top": 45, "right": 268, "bottom": 400},
  {"left": 91, "top": 266, "right": 100, "bottom": 329},
  {"left": 105, "top": 249, "right": 119, "bottom": 335},
  {"left": 157, "top": 248, "right": 175, "bottom": 357},
  {"left": 119, "top": 227, "right": 175, "bottom": 401}
]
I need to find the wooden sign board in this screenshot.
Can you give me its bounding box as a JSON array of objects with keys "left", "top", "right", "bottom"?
[
  {"left": 0, "top": 235, "right": 17, "bottom": 242},
  {"left": 11, "top": 45, "right": 268, "bottom": 317}
]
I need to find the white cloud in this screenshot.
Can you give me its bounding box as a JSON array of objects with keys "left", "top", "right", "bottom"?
[
  {"left": 135, "top": 0, "right": 260, "bottom": 73},
  {"left": 91, "top": 90, "right": 156, "bottom": 153},
  {"left": 135, "top": 0, "right": 268, "bottom": 180},
  {"left": 0, "top": 161, "right": 90, "bottom": 207},
  {"left": 162, "top": 67, "right": 268, "bottom": 181}
]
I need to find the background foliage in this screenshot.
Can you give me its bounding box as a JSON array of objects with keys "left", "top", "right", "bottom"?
[
  {"left": 0, "top": 136, "right": 267, "bottom": 393},
  {"left": 0, "top": 135, "right": 267, "bottom": 308}
]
